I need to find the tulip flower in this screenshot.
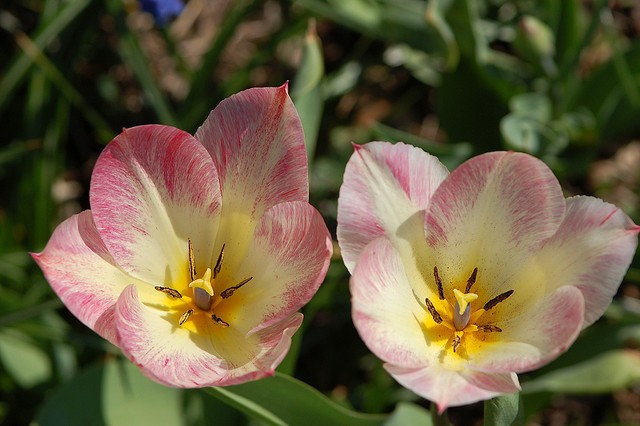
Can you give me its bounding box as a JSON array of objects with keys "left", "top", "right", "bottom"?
[
  {"left": 337, "top": 142, "right": 639, "bottom": 411},
  {"left": 34, "top": 85, "right": 332, "bottom": 387}
]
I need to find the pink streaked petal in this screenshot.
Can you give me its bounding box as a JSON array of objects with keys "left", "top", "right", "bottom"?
[
  {"left": 115, "top": 285, "right": 302, "bottom": 387},
  {"left": 385, "top": 364, "right": 519, "bottom": 413},
  {"left": 90, "top": 125, "right": 222, "bottom": 284},
  {"left": 351, "top": 237, "right": 434, "bottom": 368},
  {"left": 32, "top": 211, "right": 143, "bottom": 345},
  {"left": 535, "top": 196, "right": 639, "bottom": 328},
  {"left": 195, "top": 85, "right": 307, "bottom": 223},
  {"left": 424, "top": 152, "right": 566, "bottom": 299},
  {"left": 474, "top": 285, "right": 584, "bottom": 373},
  {"left": 225, "top": 201, "right": 331, "bottom": 333},
  {"left": 337, "top": 141, "right": 449, "bottom": 272}
]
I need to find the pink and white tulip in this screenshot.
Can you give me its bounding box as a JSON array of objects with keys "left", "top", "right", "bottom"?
[
  {"left": 33, "top": 85, "right": 332, "bottom": 387},
  {"left": 338, "top": 142, "right": 639, "bottom": 412}
]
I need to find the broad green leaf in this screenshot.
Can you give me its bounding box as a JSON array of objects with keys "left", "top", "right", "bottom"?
[
  {"left": 204, "top": 372, "right": 387, "bottom": 426},
  {"left": 484, "top": 393, "right": 523, "bottom": 426},
  {"left": 0, "top": 329, "right": 51, "bottom": 387},
  {"left": 509, "top": 93, "right": 552, "bottom": 123},
  {"left": 500, "top": 115, "right": 540, "bottom": 154},
  {"left": 292, "top": 21, "right": 325, "bottom": 164},
  {"left": 384, "top": 402, "right": 433, "bottom": 426},
  {"left": 37, "top": 358, "right": 184, "bottom": 426},
  {"left": 522, "top": 350, "right": 640, "bottom": 394}
]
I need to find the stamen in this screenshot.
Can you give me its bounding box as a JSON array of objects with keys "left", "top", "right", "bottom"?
[
  {"left": 213, "top": 244, "right": 225, "bottom": 279},
  {"left": 212, "top": 314, "right": 230, "bottom": 327},
  {"left": 424, "top": 298, "right": 443, "bottom": 324},
  {"left": 179, "top": 309, "right": 193, "bottom": 325},
  {"left": 155, "top": 286, "right": 182, "bottom": 298},
  {"left": 465, "top": 267, "right": 478, "bottom": 293},
  {"left": 433, "top": 266, "right": 445, "bottom": 300},
  {"left": 483, "top": 290, "right": 514, "bottom": 311},
  {"left": 188, "top": 239, "right": 196, "bottom": 281},
  {"left": 477, "top": 324, "right": 502, "bottom": 332},
  {"left": 220, "top": 276, "right": 253, "bottom": 299},
  {"left": 452, "top": 335, "right": 461, "bottom": 352}
]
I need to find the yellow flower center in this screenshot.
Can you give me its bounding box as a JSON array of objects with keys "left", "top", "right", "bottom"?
[
  {"left": 423, "top": 266, "right": 513, "bottom": 354},
  {"left": 153, "top": 239, "right": 252, "bottom": 329}
]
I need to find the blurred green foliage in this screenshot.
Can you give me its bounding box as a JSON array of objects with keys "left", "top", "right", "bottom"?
[{"left": 1, "top": 0, "right": 639, "bottom": 424}]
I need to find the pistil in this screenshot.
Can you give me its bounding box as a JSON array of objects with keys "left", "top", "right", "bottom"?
[
  {"left": 421, "top": 267, "right": 514, "bottom": 354},
  {"left": 153, "top": 240, "right": 253, "bottom": 329}
]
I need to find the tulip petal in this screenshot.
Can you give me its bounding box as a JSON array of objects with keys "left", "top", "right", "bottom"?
[
  {"left": 32, "top": 211, "right": 144, "bottom": 345},
  {"left": 424, "top": 151, "right": 566, "bottom": 301},
  {"left": 351, "top": 237, "right": 434, "bottom": 368},
  {"left": 195, "top": 86, "right": 308, "bottom": 271},
  {"left": 338, "top": 141, "right": 448, "bottom": 273},
  {"left": 90, "top": 125, "right": 222, "bottom": 285},
  {"left": 473, "top": 285, "right": 584, "bottom": 373},
  {"left": 225, "top": 201, "right": 332, "bottom": 333},
  {"left": 115, "top": 284, "right": 303, "bottom": 387},
  {"left": 385, "top": 364, "right": 519, "bottom": 413},
  {"left": 534, "top": 196, "right": 639, "bottom": 327}
]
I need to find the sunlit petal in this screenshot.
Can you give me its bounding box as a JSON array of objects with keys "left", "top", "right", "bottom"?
[
  {"left": 385, "top": 364, "right": 519, "bottom": 413},
  {"left": 351, "top": 237, "right": 434, "bottom": 368},
  {"left": 533, "top": 196, "right": 639, "bottom": 327},
  {"left": 32, "top": 211, "right": 144, "bottom": 345},
  {"left": 338, "top": 141, "right": 448, "bottom": 272},
  {"left": 228, "top": 201, "right": 332, "bottom": 333},
  {"left": 90, "top": 125, "right": 222, "bottom": 285},
  {"left": 424, "top": 151, "right": 566, "bottom": 300}
]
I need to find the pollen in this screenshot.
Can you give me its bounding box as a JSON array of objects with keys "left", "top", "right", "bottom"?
[
  {"left": 153, "top": 239, "right": 253, "bottom": 329},
  {"left": 422, "top": 267, "right": 513, "bottom": 355}
]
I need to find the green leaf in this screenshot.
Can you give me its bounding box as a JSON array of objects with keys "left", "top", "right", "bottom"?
[
  {"left": 296, "top": 0, "right": 446, "bottom": 54},
  {"left": 484, "top": 393, "right": 523, "bottom": 426},
  {"left": 522, "top": 350, "right": 640, "bottom": 394},
  {"left": 37, "top": 358, "right": 185, "bottom": 426},
  {"left": 0, "top": 329, "right": 51, "bottom": 388},
  {"left": 204, "top": 372, "right": 387, "bottom": 426},
  {"left": 292, "top": 21, "right": 325, "bottom": 164},
  {"left": 384, "top": 402, "right": 433, "bottom": 426}
]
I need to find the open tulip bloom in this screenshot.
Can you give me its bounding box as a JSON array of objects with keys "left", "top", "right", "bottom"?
[
  {"left": 338, "top": 142, "right": 639, "bottom": 412},
  {"left": 34, "top": 85, "right": 332, "bottom": 387}
]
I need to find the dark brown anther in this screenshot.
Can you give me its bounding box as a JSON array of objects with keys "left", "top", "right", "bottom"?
[
  {"left": 179, "top": 309, "right": 194, "bottom": 325},
  {"left": 477, "top": 324, "right": 502, "bottom": 333},
  {"left": 213, "top": 244, "right": 225, "bottom": 279},
  {"left": 155, "top": 286, "right": 183, "bottom": 298},
  {"left": 433, "top": 266, "right": 445, "bottom": 300},
  {"left": 452, "top": 335, "right": 461, "bottom": 353},
  {"left": 483, "top": 290, "right": 514, "bottom": 311},
  {"left": 212, "top": 314, "right": 230, "bottom": 327},
  {"left": 425, "top": 298, "right": 443, "bottom": 324},
  {"left": 188, "top": 239, "right": 196, "bottom": 282},
  {"left": 465, "top": 267, "right": 478, "bottom": 293},
  {"left": 220, "top": 276, "right": 253, "bottom": 299}
]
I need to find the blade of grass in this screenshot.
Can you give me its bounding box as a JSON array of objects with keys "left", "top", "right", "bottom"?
[
  {"left": 105, "top": 0, "right": 178, "bottom": 126},
  {"left": 291, "top": 21, "right": 325, "bottom": 166},
  {"left": 14, "top": 31, "right": 114, "bottom": 143},
  {"left": 180, "top": 0, "right": 263, "bottom": 129},
  {"left": 0, "top": 0, "right": 92, "bottom": 113}
]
